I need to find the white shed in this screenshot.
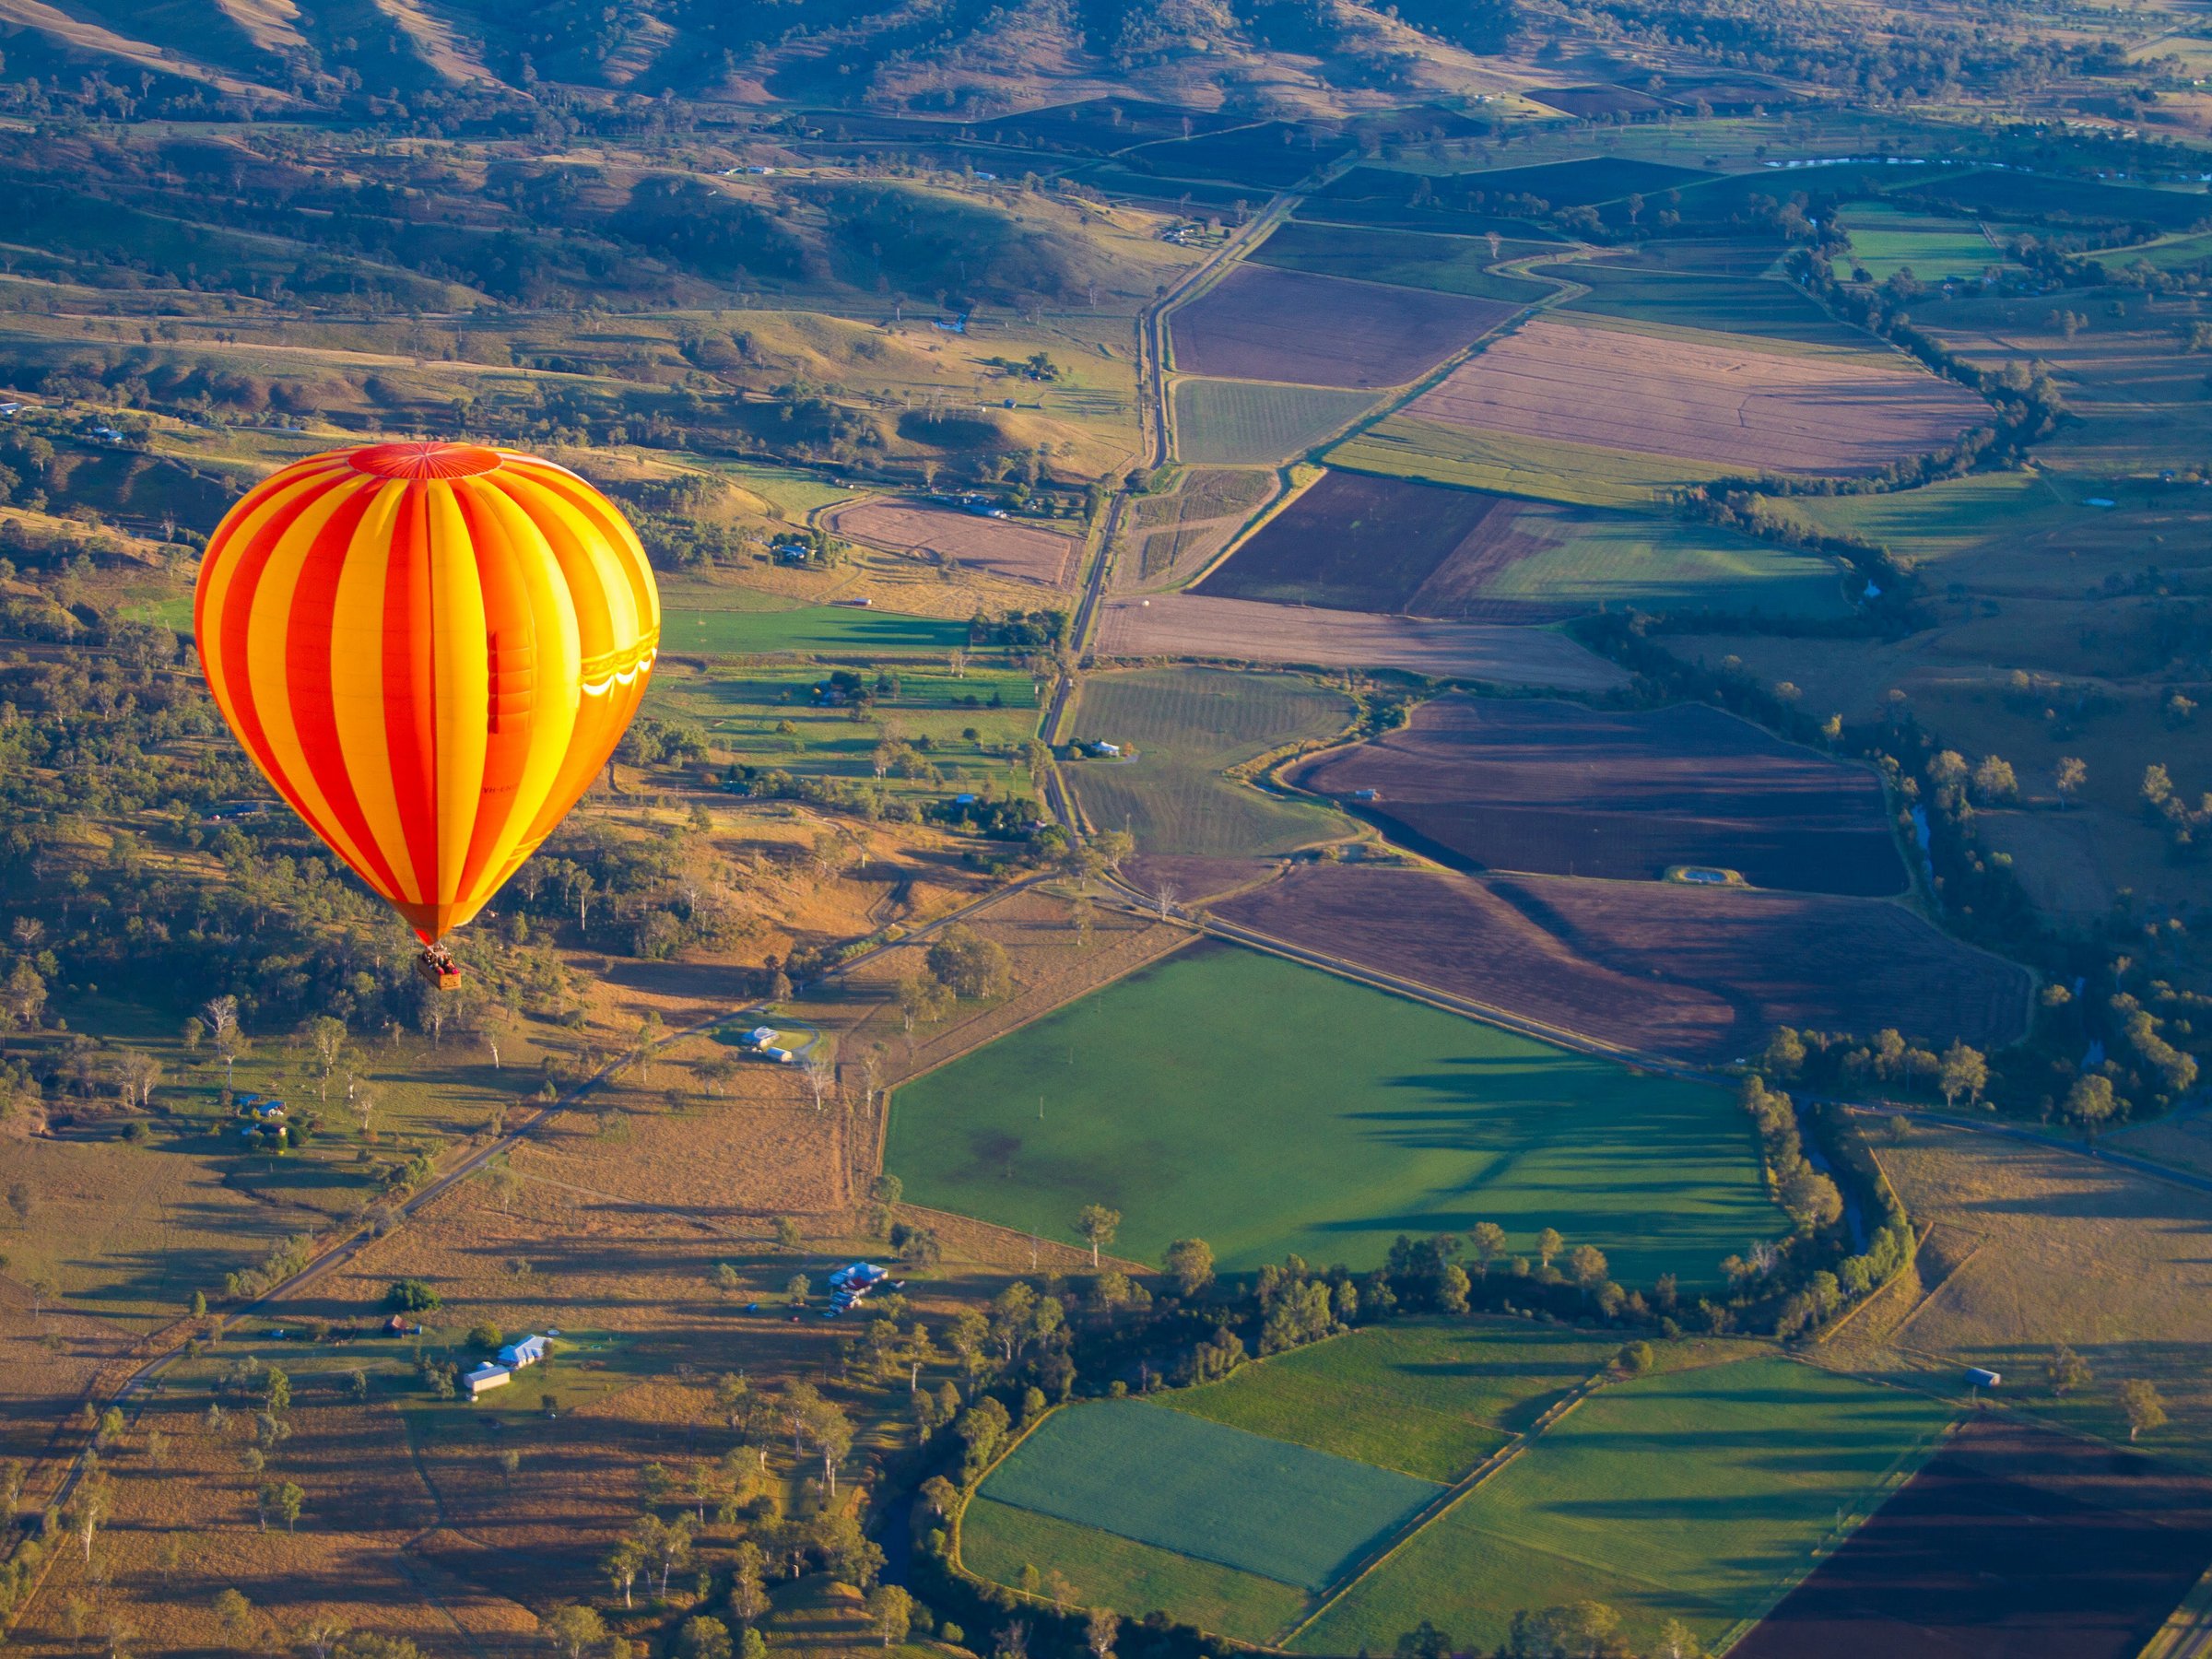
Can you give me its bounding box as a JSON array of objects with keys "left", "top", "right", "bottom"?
[{"left": 465, "top": 1364, "right": 512, "bottom": 1399}]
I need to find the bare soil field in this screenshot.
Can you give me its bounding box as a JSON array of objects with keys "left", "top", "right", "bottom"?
[
  {"left": 1529, "top": 84, "right": 1673, "bottom": 118},
  {"left": 1210, "top": 863, "right": 1741, "bottom": 1059},
  {"left": 1206, "top": 864, "right": 2029, "bottom": 1060},
  {"left": 1406, "top": 317, "right": 1987, "bottom": 476},
  {"left": 1734, "top": 1418, "right": 2212, "bottom": 1659},
  {"left": 1096, "top": 594, "right": 1630, "bottom": 689},
  {"left": 826, "top": 499, "right": 1079, "bottom": 588},
  {"left": 1194, "top": 469, "right": 1519, "bottom": 613},
  {"left": 1166, "top": 266, "right": 1522, "bottom": 389},
  {"left": 1291, "top": 697, "right": 1909, "bottom": 896}
]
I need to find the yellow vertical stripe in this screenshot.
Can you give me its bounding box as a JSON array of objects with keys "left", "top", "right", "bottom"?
[
  {"left": 197, "top": 467, "right": 347, "bottom": 729},
  {"left": 329, "top": 483, "right": 423, "bottom": 904},
  {"left": 427, "top": 483, "right": 489, "bottom": 912}
]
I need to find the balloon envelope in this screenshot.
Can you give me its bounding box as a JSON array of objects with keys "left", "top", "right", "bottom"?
[{"left": 194, "top": 441, "right": 660, "bottom": 942}]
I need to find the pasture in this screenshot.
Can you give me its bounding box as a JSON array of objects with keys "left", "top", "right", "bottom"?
[
  {"left": 1252, "top": 221, "right": 1555, "bottom": 303},
  {"left": 1404, "top": 317, "right": 1989, "bottom": 477},
  {"left": 1735, "top": 1417, "right": 2212, "bottom": 1659},
  {"left": 1166, "top": 265, "right": 1519, "bottom": 388},
  {"left": 1895, "top": 168, "right": 2212, "bottom": 231},
  {"left": 1294, "top": 1355, "right": 1958, "bottom": 1655},
  {"left": 885, "top": 941, "right": 1785, "bottom": 1282},
  {"left": 1064, "top": 666, "right": 1354, "bottom": 856},
  {"left": 1331, "top": 416, "right": 1717, "bottom": 508},
  {"left": 663, "top": 603, "right": 973, "bottom": 656},
  {"left": 825, "top": 498, "right": 1078, "bottom": 588},
  {"left": 1211, "top": 863, "right": 2036, "bottom": 1061},
  {"left": 1555, "top": 261, "right": 1879, "bottom": 348},
  {"left": 1170, "top": 378, "right": 1382, "bottom": 465},
  {"left": 976, "top": 1398, "right": 1440, "bottom": 1590},
  {"left": 1093, "top": 594, "right": 1632, "bottom": 688},
  {"left": 1292, "top": 696, "right": 1908, "bottom": 896},
  {"left": 1159, "top": 1321, "right": 1630, "bottom": 1481},
  {"left": 1835, "top": 202, "right": 2021, "bottom": 283}
]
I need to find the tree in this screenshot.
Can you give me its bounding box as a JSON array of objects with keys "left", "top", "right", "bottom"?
[
  {"left": 213, "top": 1590, "right": 256, "bottom": 1646},
  {"left": 1939, "top": 1041, "right": 1988, "bottom": 1109},
  {"left": 542, "top": 1605, "right": 607, "bottom": 1659},
  {"left": 2122, "top": 1379, "right": 2168, "bottom": 1441},
  {"left": 1466, "top": 1221, "right": 1508, "bottom": 1277},
  {"left": 803, "top": 1052, "right": 837, "bottom": 1113},
  {"left": 925, "top": 926, "right": 1012, "bottom": 999},
  {"left": 65, "top": 1472, "right": 111, "bottom": 1563},
  {"left": 865, "top": 1586, "right": 913, "bottom": 1649},
  {"left": 305, "top": 1017, "right": 347, "bottom": 1102},
  {"left": 712, "top": 1262, "right": 743, "bottom": 1296},
  {"left": 2065, "top": 1074, "right": 2118, "bottom": 1130},
  {"left": 2055, "top": 756, "right": 2087, "bottom": 807},
  {"left": 637, "top": 1512, "right": 695, "bottom": 1596},
  {"left": 895, "top": 972, "right": 954, "bottom": 1035},
  {"left": 1568, "top": 1244, "right": 1608, "bottom": 1293},
  {"left": 116, "top": 1049, "right": 162, "bottom": 1110},
  {"left": 2047, "top": 1344, "right": 2092, "bottom": 1397},
  {"left": 1075, "top": 1204, "right": 1120, "bottom": 1267},
  {"left": 1535, "top": 1228, "right": 1563, "bottom": 1271},
  {"left": 1085, "top": 1607, "right": 1119, "bottom": 1659},
  {"left": 678, "top": 1617, "right": 732, "bottom": 1659},
  {"left": 385, "top": 1279, "right": 441, "bottom": 1313},
  {"left": 1164, "top": 1237, "right": 1213, "bottom": 1297},
  {"left": 727, "top": 1542, "right": 769, "bottom": 1628},
  {"left": 603, "top": 1539, "right": 644, "bottom": 1609},
  {"left": 1656, "top": 1618, "right": 1704, "bottom": 1659},
  {"left": 255, "top": 1479, "right": 303, "bottom": 1531},
  {"left": 1971, "top": 755, "right": 2018, "bottom": 804}
]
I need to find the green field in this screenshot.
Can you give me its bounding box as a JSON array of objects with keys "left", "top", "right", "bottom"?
[
  {"left": 981, "top": 1399, "right": 1440, "bottom": 1591},
  {"left": 1332, "top": 417, "right": 1722, "bottom": 507},
  {"left": 1253, "top": 222, "right": 1556, "bottom": 304},
  {"left": 886, "top": 942, "right": 1785, "bottom": 1280},
  {"left": 1172, "top": 378, "right": 1383, "bottom": 465},
  {"left": 1554, "top": 262, "right": 1875, "bottom": 348},
  {"left": 1764, "top": 468, "right": 2076, "bottom": 565},
  {"left": 1295, "top": 1356, "right": 1959, "bottom": 1654},
  {"left": 1065, "top": 666, "right": 1353, "bottom": 855},
  {"left": 1469, "top": 502, "right": 1851, "bottom": 618},
  {"left": 959, "top": 1500, "right": 1309, "bottom": 1642},
  {"left": 1834, "top": 203, "right": 2021, "bottom": 283},
  {"left": 1159, "top": 1321, "right": 1629, "bottom": 1481},
  {"left": 665, "top": 603, "right": 975, "bottom": 656}
]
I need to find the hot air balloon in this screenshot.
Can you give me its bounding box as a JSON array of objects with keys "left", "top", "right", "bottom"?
[{"left": 194, "top": 441, "right": 660, "bottom": 988}]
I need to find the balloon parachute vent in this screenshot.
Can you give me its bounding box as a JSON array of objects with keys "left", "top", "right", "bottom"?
[{"left": 350, "top": 441, "right": 504, "bottom": 480}]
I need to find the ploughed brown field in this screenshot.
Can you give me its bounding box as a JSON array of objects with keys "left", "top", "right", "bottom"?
[
  {"left": 1167, "top": 265, "right": 1523, "bottom": 388},
  {"left": 826, "top": 498, "right": 1077, "bottom": 587},
  {"left": 1206, "top": 862, "right": 2034, "bottom": 1061},
  {"left": 1733, "top": 1418, "right": 2212, "bottom": 1659},
  {"left": 1293, "top": 696, "right": 1909, "bottom": 896},
  {"left": 1095, "top": 593, "right": 1630, "bottom": 689},
  {"left": 1195, "top": 468, "right": 1518, "bottom": 613},
  {"left": 1406, "top": 316, "right": 1987, "bottom": 475}
]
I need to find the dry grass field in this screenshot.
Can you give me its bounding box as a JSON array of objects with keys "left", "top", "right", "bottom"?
[
  {"left": 1094, "top": 594, "right": 1630, "bottom": 688},
  {"left": 824, "top": 500, "right": 1080, "bottom": 589},
  {"left": 1406, "top": 317, "right": 1988, "bottom": 476}
]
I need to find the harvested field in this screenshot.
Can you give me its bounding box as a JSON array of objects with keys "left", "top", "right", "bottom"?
[
  {"left": 1200, "top": 473, "right": 1844, "bottom": 619},
  {"left": 1406, "top": 316, "right": 1987, "bottom": 477},
  {"left": 1171, "top": 379, "right": 1382, "bottom": 465},
  {"left": 1209, "top": 864, "right": 2036, "bottom": 1060},
  {"left": 1555, "top": 261, "right": 1877, "bottom": 348},
  {"left": 1166, "top": 266, "right": 1520, "bottom": 389},
  {"left": 826, "top": 498, "right": 1078, "bottom": 587},
  {"left": 1251, "top": 222, "right": 1554, "bottom": 304},
  {"left": 1120, "top": 465, "right": 1278, "bottom": 587},
  {"left": 887, "top": 939, "right": 1785, "bottom": 1283},
  {"left": 1733, "top": 1417, "right": 2212, "bottom": 1659},
  {"left": 1331, "top": 416, "right": 1718, "bottom": 508},
  {"left": 1291, "top": 696, "right": 1908, "bottom": 895},
  {"left": 1530, "top": 84, "right": 1672, "bottom": 118},
  {"left": 977, "top": 1398, "right": 1440, "bottom": 1591},
  {"left": 1096, "top": 594, "right": 1630, "bottom": 688}
]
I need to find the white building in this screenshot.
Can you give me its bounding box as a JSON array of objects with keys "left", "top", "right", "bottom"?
[{"left": 465, "top": 1364, "right": 511, "bottom": 1399}]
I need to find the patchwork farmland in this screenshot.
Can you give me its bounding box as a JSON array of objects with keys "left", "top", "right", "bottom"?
[
  {"left": 1119, "top": 466, "right": 1278, "bottom": 586},
  {"left": 1400, "top": 316, "right": 1989, "bottom": 477},
  {"left": 1095, "top": 592, "right": 1631, "bottom": 687},
  {"left": 1207, "top": 862, "right": 2035, "bottom": 1061},
  {"left": 1166, "top": 265, "right": 1522, "bottom": 388},
  {"left": 1292, "top": 696, "right": 1910, "bottom": 895},
  {"left": 1169, "top": 379, "right": 1383, "bottom": 464},
  {"left": 826, "top": 498, "right": 1079, "bottom": 587}
]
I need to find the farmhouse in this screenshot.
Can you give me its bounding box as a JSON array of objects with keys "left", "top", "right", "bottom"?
[
  {"left": 827, "top": 1261, "right": 894, "bottom": 1314},
  {"left": 499, "top": 1335, "right": 548, "bottom": 1369},
  {"left": 737, "top": 1026, "right": 780, "bottom": 1050},
  {"left": 465, "top": 1363, "right": 511, "bottom": 1399}
]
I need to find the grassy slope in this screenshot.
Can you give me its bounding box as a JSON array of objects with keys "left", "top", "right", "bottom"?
[
  {"left": 960, "top": 1499, "right": 1310, "bottom": 1642},
  {"left": 1065, "top": 666, "right": 1353, "bottom": 856},
  {"left": 1296, "top": 1355, "right": 1957, "bottom": 1654},
  {"left": 1172, "top": 379, "right": 1382, "bottom": 465},
  {"left": 1471, "top": 506, "right": 1851, "bottom": 618},
  {"left": 886, "top": 942, "right": 1786, "bottom": 1281},
  {"left": 1157, "top": 1321, "right": 1628, "bottom": 1480},
  {"left": 1333, "top": 417, "right": 1720, "bottom": 507},
  {"left": 978, "top": 1398, "right": 1441, "bottom": 1591}
]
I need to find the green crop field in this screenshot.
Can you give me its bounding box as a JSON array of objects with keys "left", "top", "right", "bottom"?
[
  {"left": 1471, "top": 503, "right": 1851, "bottom": 618},
  {"left": 664, "top": 603, "right": 975, "bottom": 656},
  {"left": 959, "top": 1500, "right": 1310, "bottom": 1643},
  {"left": 1834, "top": 203, "right": 2021, "bottom": 283},
  {"left": 886, "top": 942, "right": 1786, "bottom": 1280},
  {"left": 1764, "top": 468, "right": 2077, "bottom": 566},
  {"left": 1294, "top": 1355, "right": 1958, "bottom": 1654},
  {"left": 1554, "top": 263, "right": 1875, "bottom": 348},
  {"left": 979, "top": 1399, "right": 1441, "bottom": 1591},
  {"left": 1065, "top": 666, "right": 1353, "bottom": 855},
  {"left": 1332, "top": 417, "right": 1721, "bottom": 507},
  {"left": 1172, "top": 378, "right": 1382, "bottom": 464},
  {"left": 1159, "top": 1321, "right": 1630, "bottom": 1480},
  {"left": 1253, "top": 222, "right": 1555, "bottom": 304}
]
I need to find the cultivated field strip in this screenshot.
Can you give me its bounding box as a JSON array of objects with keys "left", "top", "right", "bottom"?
[
  {"left": 1167, "top": 265, "right": 1524, "bottom": 389},
  {"left": 1407, "top": 317, "right": 1988, "bottom": 476},
  {"left": 826, "top": 498, "right": 1079, "bottom": 587}
]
